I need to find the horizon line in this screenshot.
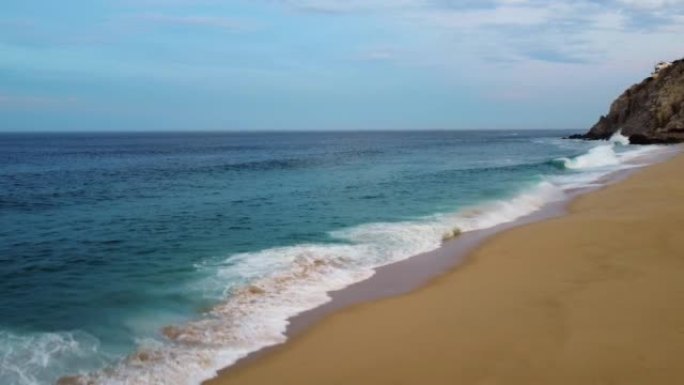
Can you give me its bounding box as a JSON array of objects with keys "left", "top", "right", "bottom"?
[{"left": 0, "top": 127, "right": 583, "bottom": 135}]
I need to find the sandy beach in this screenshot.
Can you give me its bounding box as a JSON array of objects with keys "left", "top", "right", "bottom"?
[{"left": 206, "top": 150, "right": 684, "bottom": 385}]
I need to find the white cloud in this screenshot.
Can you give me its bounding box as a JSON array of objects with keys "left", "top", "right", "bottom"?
[
  {"left": 411, "top": 5, "right": 554, "bottom": 28},
  {"left": 616, "top": 0, "right": 684, "bottom": 10},
  {"left": 282, "top": 0, "right": 424, "bottom": 13},
  {"left": 136, "top": 14, "right": 244, "bottom": 30},
  {"left": 357, "top": 48, "right": 396, "bottom": 61}
]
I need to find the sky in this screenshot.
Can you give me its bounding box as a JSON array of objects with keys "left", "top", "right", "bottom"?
[{"left": 1, "top": 0, "right": 683, "bottom": 132}]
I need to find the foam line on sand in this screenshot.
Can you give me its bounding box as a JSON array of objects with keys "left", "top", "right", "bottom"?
[{"left": 206, "top": 151, "right": 684, "bottom": 385}]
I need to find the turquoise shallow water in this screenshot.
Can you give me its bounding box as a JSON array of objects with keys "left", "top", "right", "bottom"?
[{"left": 0, "top": 130, "right": 654, "bottom": 384}]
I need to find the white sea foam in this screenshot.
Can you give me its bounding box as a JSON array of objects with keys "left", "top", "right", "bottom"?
[
  {"left": 559, "top": 144, "right": 621, "bottom": 169},
  {"left": 609, "top": 129, "right": 630, "bottom": 146},
  {"left": 64, "top": 142, "right": 667, "bottom": 385},
  {"left": 0, "top": 330, "right": 104, "bottom": 385},
  {"left": 558, "top": 137, "right": 663, "bottom": 171},
  {"left": 66, "top": 181, "right": 571, "bottom": 385}
]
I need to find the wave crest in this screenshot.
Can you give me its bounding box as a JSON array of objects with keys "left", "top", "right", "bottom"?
[
  {"left": 55, "top": 142, "right": 666, "bottom": 385},
  {"left": 63, "top": 179, "right": 571, "bottom": 385},
  {"left": 609, "top": 129, "right": 630, "bottom": 146},
  {"left": 558, "top": 145, "right": 621, "bottom": 170}
]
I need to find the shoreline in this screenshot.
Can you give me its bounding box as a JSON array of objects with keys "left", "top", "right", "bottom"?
[{"left": 204, "top": 145, "right": 681, "bottom": 384}]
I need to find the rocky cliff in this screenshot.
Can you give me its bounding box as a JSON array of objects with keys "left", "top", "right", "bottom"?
[{"left": 572, "top": 58, "right": 684, "bottom": 144}]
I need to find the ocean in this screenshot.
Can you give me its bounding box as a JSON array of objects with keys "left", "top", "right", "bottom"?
[{"left": 0, "top": 130, "right": 661, "bottom": 385}]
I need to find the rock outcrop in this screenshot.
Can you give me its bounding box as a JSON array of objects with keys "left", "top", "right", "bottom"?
[{"left": 571, "top": 58, "right": 684, "bottom": 144}]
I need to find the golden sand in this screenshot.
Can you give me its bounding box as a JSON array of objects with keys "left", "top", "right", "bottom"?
[{"left": 206, "top": 152, "right": 684, "bottom": 385}]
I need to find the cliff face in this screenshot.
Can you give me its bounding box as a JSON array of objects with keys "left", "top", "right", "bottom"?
[{"left": 579, "top": 58, "right": 684, "bottom": 144}]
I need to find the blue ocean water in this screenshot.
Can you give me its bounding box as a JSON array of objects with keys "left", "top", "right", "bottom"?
[{"left": 0, "top": 130, "right": 657, "bottom": 385}]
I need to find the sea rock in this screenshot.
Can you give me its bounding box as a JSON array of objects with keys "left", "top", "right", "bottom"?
[{"left": 568, "top": 58, "right": 684, "bottom": 144}]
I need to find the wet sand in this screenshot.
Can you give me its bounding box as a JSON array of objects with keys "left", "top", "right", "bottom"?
[{"left": 206, "top": 151, "right": 684, "bottom": 385}]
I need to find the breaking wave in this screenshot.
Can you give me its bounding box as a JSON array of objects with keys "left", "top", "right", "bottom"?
[
  {"left": 556, "top": 130, "right": 658, "bottom": 171},
  {"left": 59, "top": 179, "right": 573, "bottom": 385},
  {"left": 51, "top": 141, "right": 664, "bottom": 385},
  {"left": 559, "top": 144, "right": 621, "bottom": 169},
  {"left": 608, "top": 129, "right": 630, "bottom": 146}
]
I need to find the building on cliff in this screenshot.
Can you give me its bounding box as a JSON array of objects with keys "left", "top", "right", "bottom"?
[
  {"left": 652, "top": 61, "right": 673, "bottom": 77},
  {"left": 569, "top": 57, "right": 684, "bottom": 144}
]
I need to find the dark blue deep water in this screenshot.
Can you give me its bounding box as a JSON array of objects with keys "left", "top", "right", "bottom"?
[{"left": 1, "top": 130, "right": 643, "bottom": 385}]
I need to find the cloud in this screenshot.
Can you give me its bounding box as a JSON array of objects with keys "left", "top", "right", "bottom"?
[
  {"left": 272, "top": 0, "right": 661, "bottom": 61},
  {"left": 483, "top": 88, "right": 536, "bottom": 101},
  {"left": 0, "top": 93, "right": 79, "bottom": 109},
  {"left": 410, "top": 4, "right": 554, "bottom": 28},
  {"left": 413, "top": 0, "right": 684, "bottom": 65},
  {"left": 357, "top": 48, "right": 396, "bottom": 61},
  {"left": 278, "top": 0, "right": 423, "bottom": 13},
  {"left": 135, "top": 14, "right": 245, "bottom": 30},
  {"left": 616, "top": 0, "right": 684, "bottom": 10}
]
